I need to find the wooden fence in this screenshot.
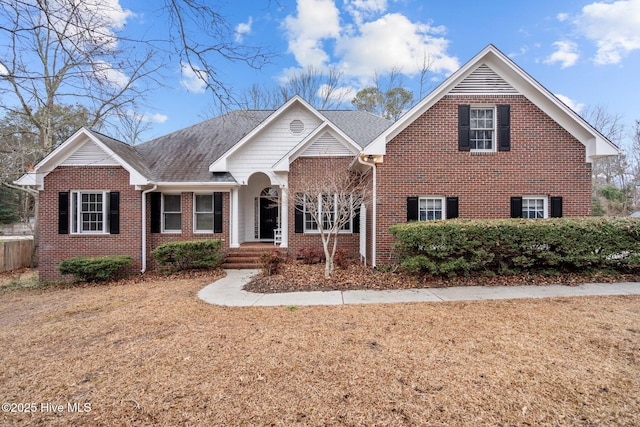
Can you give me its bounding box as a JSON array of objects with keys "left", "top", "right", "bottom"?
[{"left": 0, "top": 238, "right": 34, "bottom": 272}]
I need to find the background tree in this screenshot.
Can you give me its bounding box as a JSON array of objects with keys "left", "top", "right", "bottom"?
[
  {"left": 293, "top": 169, "right": 371, "bottom": 279},
  {"left": 351, "top": 68, "right": 413, "bottom": 120}
]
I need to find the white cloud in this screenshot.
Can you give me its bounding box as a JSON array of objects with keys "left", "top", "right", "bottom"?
[
  {"left": 555, "top": 93, "right": 585, "bottom": 113},
  {"left": 92, "top": 61, "right": 129, "bottom": 87},
  {"left": 318, "top": 84, "right": 357, "bottom": 102},
  {"left": 335, "top": 13, "right": 459, "bottom": 79},
  {"left": 180, "top": 63, "right": 208, "bottom": 94},
  {"left": 145, "top": 113, "right": 168, "bottom": 123},
  {"left": 574, "top": 0, "right": 640, "bottom": 64},
  {"left": 557, "top": 12, "right": 570, "bottom": 22},
  {"left": 345, "top": 0, "right": 388, "bottom": 25},
  {"left": 235, "top": 17, "right": 253, "bottom": 43},
  {"left": 283, "top": 0, "right": 341, "bottom": 67},
  {"left": 0, "top": 63, "right": 8, "bottom": 75},
  {"left": 545, "top": 41, "right": 580, "bottom": 68}
]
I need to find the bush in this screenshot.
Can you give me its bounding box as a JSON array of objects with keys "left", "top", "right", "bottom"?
[
  {"left": 260, "top": 251, "right": 285, "bottom": 276},
  {"left": 390, "top": 218, "right": 640, "bottom": 277},
  {"left": 297, "top": 247, "right": 325, "bottom": 265},
  {"left": 58, "top": 255, "right": 133, "bottom": 282},
  {"left": 152, "top": 239, "right": 224, "bottom": 271}
]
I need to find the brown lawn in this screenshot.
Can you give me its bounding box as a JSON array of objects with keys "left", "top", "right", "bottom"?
[{"left": 1, "top": 271, "right": 639, "bottom": 426}]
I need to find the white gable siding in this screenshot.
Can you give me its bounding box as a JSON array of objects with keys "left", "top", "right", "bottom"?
[
  {"left": 228, "top": 106, "right": 321, "bottom": 182},
  {"left": 60, "top": 140, "right": 119, "bottom": 166},
  {"left": 450, "top": 64, "right": 518, "bottom": 94},
  {"left": 300, "top": 131, "right": 355, "bottom": 157}
]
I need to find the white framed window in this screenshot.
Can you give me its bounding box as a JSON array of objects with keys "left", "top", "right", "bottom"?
[
  {"left": 470, "top": 107, "right": 496, "bottom": 151},
  {"left": 194, "top": 194, "right": 214, "bottom": 232},
  {"left": 522, "top": 196, "right": 548, "bottom": 219},
  {"left": 418, "top": 196, "right": 445, "bottom": 221},
  {"left": 303, "top": 193, "right": 353, "bottom": 233},
  {"left": 71, "top": 191, "right": 108, "bottom": 234},
  {"left": 162, "top": 194, "right": 182, "bottom": 232}
]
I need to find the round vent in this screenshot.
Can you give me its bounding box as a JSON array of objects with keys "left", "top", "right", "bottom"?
[{"left": 289, "top": 119, "right": 304, "bottom": 134}]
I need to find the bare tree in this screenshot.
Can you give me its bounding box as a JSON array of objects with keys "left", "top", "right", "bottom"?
[
  {"left": 293, "top": 169, "right": 371, "bottom": 279},
  {"left": 279, "top": 66, "right": 348, "bottom": 109},
  {"left": 417, "top": 51, "right": 434, "bottom": 99}
]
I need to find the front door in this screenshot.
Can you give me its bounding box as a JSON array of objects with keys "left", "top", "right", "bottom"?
[{"left": 259, "top": 197, "right": 278, "bottom": 240}]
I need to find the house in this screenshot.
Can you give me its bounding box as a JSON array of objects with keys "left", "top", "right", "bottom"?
[{"left": 17, "top": 45, "right": 619, "bottom": 281}]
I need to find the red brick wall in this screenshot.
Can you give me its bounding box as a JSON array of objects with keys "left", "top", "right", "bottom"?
[
  {"left": 375, "top": 95, "right": 592, "bottom": 264},
  {"left": 39, "top": 166, "right": 142, "bottom": 281},
  {"left": 39, "top": 166, "right": 230, "bottom": 281},
  {"left": 288, "top": 157, "right": 363, "bottom": 261},
  {"left": 146, "top": 191, "right": 229, "bottom": 270}
]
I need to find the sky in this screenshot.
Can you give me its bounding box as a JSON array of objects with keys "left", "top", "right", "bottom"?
[{"left": 5, "top": 0, "right": 640, "bottom": 147}]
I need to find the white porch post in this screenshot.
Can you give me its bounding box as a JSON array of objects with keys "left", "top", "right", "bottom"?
[
  {"left": 280, "top": 187, "right": 289, "bottom": 247},
  {"left": 230, "top": 188, "right": 240, "bottom": 248}
]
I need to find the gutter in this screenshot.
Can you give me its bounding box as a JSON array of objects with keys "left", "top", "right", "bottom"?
[
  {"left": 141, "top": 184, "right": 157, "bottom": 273},
  {"left": 356, "top": 154, "right": 380, "bottom": 268}
]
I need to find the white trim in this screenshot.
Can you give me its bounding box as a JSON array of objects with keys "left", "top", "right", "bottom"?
[
  {"left": 210, "top": 95, "right": 327, "bottom": 172},
  {"left": 418, "top": 196, "right": 446, "bottom": 221},
  {"left": 161, "top": 193, "right": 182, "bottom": 233},
  {"left": 70, "top": 190, "right": 109, "bottom": 234},
  {"left": 363, "top": 45, "right": 620, "bottom": 162},
  {"left": 193, "top": 193, "right": 215, "bottom": 233},
  {"left": 522, "top": 195, "right": 548, "bottom": 219},
  {"left": 470, "top": 106, "right": 497, "bottom": 152}
]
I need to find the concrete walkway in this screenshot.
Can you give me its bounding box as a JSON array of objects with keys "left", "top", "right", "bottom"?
[{"left": 198, "top": 269, "right": 640, "bottom": 307}]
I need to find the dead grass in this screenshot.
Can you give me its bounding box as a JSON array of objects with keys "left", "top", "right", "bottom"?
[{"left": 1, "top": 271, "right": 639, "bottom": 426}]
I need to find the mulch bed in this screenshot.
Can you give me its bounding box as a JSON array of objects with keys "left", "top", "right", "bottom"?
[{"left": 244, "top": 260, "right": 640, "bottom": 293}]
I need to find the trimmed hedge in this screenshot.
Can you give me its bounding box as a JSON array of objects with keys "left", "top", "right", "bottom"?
[
  {"left": 58, "top": 255, "right": 133, "bottom": 282},
  {"left": 389, "top": 218, "right": 640, "bottom": 277},
  {"left": 152, "top": 239, "right": 224, "bottom": 271}
]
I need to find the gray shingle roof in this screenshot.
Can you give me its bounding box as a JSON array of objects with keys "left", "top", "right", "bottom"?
[{"left": 102, "top": 109, "right": 392, "bottom": 183}]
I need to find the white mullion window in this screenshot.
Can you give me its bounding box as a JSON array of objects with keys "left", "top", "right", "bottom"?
[
  {"left": 304, "top": 193, "right": 353, "bottom": 233},
  {"left": 162, "top": 194, "right": 182, "bottom": 232},
  {"left": 470, "top": 107, "right": 496, "bottom": 151},
  {"left": 194, "top": 193, "right": 214, "bottom": 233},
  {"left": 522, "top": 196, "right": 548, "bottom": 219},
  {"left": 71, "top": 191, "right": 108, "bottom": 234},
  {"left": 418, "top": 196, "right": 445, "bottom": 221}
]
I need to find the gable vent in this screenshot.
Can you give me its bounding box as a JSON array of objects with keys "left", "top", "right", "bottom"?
[
  {"left": 301, "top": 131, "right": 354, "bottom": 157},
  {"left": 61, "top": 140, "right": 119, "bottom": 166},
  {"left": 290, "top": 119, "right": 305, "bottom": 134},
  {"left": 450, "top": 64, "right": 518, "bottom": 94}
]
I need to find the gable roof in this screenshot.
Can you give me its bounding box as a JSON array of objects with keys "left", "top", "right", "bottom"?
[
  {"left": 17, "top": 127, "right": 151, "bottom": 189},
  {"left": 364, "top": 44, "right": 620, "bottom": 162}
]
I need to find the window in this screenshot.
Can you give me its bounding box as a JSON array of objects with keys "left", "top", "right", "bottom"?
[
  {"left": 163, "top": 194, "right": 181, "bottom": 232},
  {"left": 470, "top": 107, "right": 495, "bottom": 151},
  {"left": 71, "top": 191, "right": 108, "bottom": 233},
  {"left": 194, "top": 194, "right": 213, "bottom": 232},
  {"left": 419, "top": 197, "right": 445, "bottom": 221},
  {"left": 522, "top": 196, "right": 547, "bottom": 219},
  {"left": 303, "top": 193, "right": 353, "bottom": 233}
]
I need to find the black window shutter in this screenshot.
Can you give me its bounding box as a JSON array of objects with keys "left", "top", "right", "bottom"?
[
  {"left": 510, "top": 197, "right": 523, "bottom": 218},
  {"left": 58, "top": 192, "right": 69, "bottom": 234},
  {"left": 109, "top": 191, "right": 120, "bottom": 234},
  {"left": 150, "top": 192, "right": 161, "bottom": 234},
  {"left": 294, "top": 193, "right": 304, "bottom": 233},
  {"left": 352, "top": 205, "right": 360, "bottom": 234},
  {"left": 446, "top": 197, "right": 459, "bottom": 219},
  {"left": 550, "top": 196, "right": 563, "bottom": 218},
  {"left": 407, "top": 196, "right": 419, "bottom": 222},
  {"left": 213, "top": 192, "right": 223, "bottom": 233},
  {"left": 458, "top": 105, "right": 471, "bottom": 151},
  {"left": 498, "top": 105, "right": 511, "bottom": 151}
]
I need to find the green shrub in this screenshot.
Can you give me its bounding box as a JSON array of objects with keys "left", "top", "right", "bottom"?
[
  {"left": 390, "top": 218, "right": 640, "bottom": 277},
  {"left": 152, "top": 239, "right": 224, "bottom": 271},
  {"left": 58, "top": 255, "right": 133, "bottom": 282}
]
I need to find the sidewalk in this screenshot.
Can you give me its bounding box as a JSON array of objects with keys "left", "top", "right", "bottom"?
[{"left": 198, "top": 269, "right": 640, "bottom": 307}]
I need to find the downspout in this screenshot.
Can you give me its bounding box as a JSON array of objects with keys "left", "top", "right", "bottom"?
[
  {"left": 141, "top": 184, "right": 157, "bottom": 273},
  {"left": 357, "top": 154, "right": 377, "bottom": 268}
]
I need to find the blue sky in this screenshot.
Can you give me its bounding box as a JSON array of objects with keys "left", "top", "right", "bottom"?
[{"left": 16, "top": 0, "right": 640, "bottom": 146}]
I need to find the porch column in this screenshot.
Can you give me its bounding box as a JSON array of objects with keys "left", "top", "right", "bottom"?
[
  {"left": 230, "top": 188, "right": 240, "bottom": 248},
  {"left": 280, "top": 187, "right": 288, "bottom": 247}
]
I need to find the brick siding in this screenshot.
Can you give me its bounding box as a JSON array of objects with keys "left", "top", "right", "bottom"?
[
  {"left": 39, "top": 166, "right": 229, "bottom": 281},
  {"left": 375, "top": 94, "right": 592, "bottom": 264}
]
